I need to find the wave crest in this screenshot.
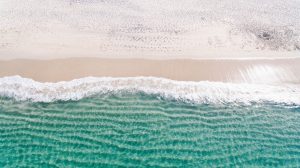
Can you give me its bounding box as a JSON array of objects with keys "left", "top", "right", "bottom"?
[{"left": 0, "top": 76, "right": 300, "bottom": 105}]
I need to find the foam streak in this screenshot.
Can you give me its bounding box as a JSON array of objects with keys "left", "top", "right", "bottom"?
[{"left": 0, "top": 76, "right": 299, "bottom": 105}]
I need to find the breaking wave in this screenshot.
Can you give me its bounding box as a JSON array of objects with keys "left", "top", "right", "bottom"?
[{"left": 0, "top": 76, "right": 299, "bottom": 105}]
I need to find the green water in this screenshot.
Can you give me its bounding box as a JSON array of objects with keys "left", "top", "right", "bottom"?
[{"left": 1, "top": 93, "right": 300, "bottom": 167}]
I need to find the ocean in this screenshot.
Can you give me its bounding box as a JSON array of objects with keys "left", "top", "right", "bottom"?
[
  {"left": 1, "top": 76, "right": 300, "bottom": 167},
  {"left": 1, "top": 0, "right": 300, "bottom": 167}
]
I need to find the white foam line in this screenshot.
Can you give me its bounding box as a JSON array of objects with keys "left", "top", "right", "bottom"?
[{"left": 0, "top": 76, "right": 299, "bottom": 105}]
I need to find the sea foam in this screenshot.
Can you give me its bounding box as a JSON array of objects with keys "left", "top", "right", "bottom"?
[{"left": 0, "top": 76, "right": 299, "bottom": 105}]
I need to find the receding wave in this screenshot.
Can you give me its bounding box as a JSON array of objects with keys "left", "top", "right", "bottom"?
[{"left": 0, "top": 76, "right": 299, "bottom": 105}]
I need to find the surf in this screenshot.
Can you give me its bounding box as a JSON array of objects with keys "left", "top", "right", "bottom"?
[{"left": 0, "top": 76, "right": 299, "bottom": 106}]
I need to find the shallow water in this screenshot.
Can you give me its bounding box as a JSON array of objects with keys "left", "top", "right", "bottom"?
[{"left": 1, "top": 93, "right": 300, "bottom": 167}]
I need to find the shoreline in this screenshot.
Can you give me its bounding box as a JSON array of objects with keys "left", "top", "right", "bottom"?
[
  {"left": 1, "top": 51, "right": 300, "bottom": 61},
  {"left": 1, "top": 57, "right": 300, "bottom": 84}
]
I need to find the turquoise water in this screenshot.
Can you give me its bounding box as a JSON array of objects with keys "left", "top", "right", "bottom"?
[{"left": 1, "top": 92, "right": 300, "bottom": 167}]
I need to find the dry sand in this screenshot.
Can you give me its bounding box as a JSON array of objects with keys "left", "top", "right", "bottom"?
[{"left": 0, "top": 58, "right": 300, "bottom": 84}]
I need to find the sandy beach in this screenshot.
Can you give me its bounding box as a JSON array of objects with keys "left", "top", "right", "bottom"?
[
  {"left": 0, "top": 57, "right": 299, "bottom": 84},
  {"left": 1, "top": 0, "right": 299, "bottom": 85}
]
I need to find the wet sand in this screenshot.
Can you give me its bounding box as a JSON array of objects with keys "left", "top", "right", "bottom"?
[{"left": 0, "top": 58, "right": 300, "bottom": 84}]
